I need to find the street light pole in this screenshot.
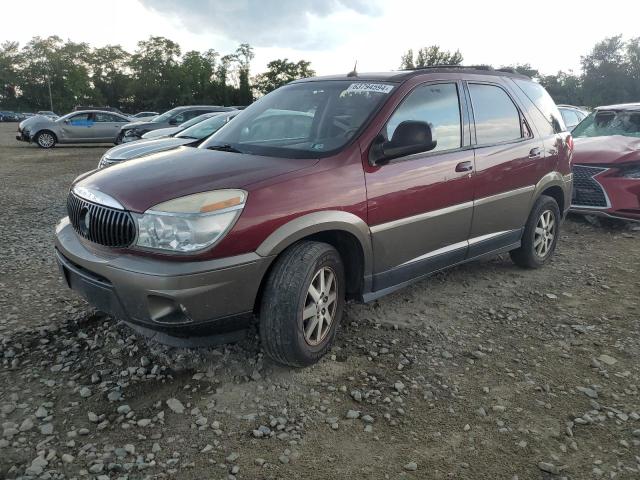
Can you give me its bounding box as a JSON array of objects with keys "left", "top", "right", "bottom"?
[{"left": 47, "top": 75, "right": 53, "bottom": 112}]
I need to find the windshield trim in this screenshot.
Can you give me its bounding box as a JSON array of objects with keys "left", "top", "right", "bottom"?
[{"left": 199, "top": 80, "right": 398, "bottom": 159}]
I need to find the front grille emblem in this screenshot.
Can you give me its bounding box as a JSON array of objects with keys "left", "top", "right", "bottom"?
[{"left": 79, "top": 207, "right": 91, "bottom": 235}]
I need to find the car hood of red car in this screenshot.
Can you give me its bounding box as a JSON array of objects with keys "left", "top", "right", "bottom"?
[
  {"left": 75, "top": 146, "right": 318, "bottom": 212},
  {"left": 573, "top": 135, "right": 640, "bottom": 166}
]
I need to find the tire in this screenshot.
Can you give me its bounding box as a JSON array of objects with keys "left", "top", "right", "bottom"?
[
  {"left": 35, "top": 130, "right": 56, "bottom": 149},
  {"left": 260, "top": 241, "right": 346, "bottom": 367},
  {"left": 510, "top": 195, "right": 561, "bottom": 268}
]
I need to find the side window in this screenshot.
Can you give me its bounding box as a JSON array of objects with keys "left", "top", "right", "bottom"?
[
  {"left": 68, "top": 113, "right": 92, "bottom": 125},
  {"left": 386, "top": 83, "right": 461, "bottom": 152},
  {"left": 468, "top": 84, "right": 522, "bottom": 145},
  {"left": 172, "top": 112, "right": 186, "bottom": 123},
  {"left": 94, "top": 113, "right": 119, "bottom": 122},
  {"left": 561, "top": 109, "right": 579, "bottom": 127},
  {"left": 512, "top": 78, "right": 565, "bottom": 133}
]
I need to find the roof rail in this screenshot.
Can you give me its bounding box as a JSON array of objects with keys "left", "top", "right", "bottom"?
[{"left": 408, "top": 64, "right": 495, "bottom": 71}]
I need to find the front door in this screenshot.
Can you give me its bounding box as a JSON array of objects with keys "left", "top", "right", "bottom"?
[
  {"left": 364, "top": 81, "right": 475, "bottom": 291},
  {"left": 60, "top": 112, "right": 96, "bottom": 142}
]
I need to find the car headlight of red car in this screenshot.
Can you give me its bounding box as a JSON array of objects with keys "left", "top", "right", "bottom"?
[
  {"left": 620, "top": 164, "right": 640, "bottom": 179},
  {"left": 133, "top": 189, "right": 246, "bottom": 253}
]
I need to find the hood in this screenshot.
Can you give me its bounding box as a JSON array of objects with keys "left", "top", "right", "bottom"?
[
  {"left": 75, "top": 146, "right": 318, "bottom": 212},
  {"left": 105, "top": 137, "right": 194, "bottom": 161},
  {"left": 573, "top": 135, "right": 640, "bottom": 166}
]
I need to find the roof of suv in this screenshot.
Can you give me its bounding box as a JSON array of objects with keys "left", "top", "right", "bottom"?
[{"left": 291, "top": 66, "right": 531, "bottom": 84}]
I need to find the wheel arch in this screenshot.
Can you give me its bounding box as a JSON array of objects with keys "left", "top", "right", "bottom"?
[
  {"left": 254, "top": 211, "right": 373, "bottom": 303},
  {"left": 532, "top": 171, "right": 571, "bottom": 217},
  {"left": 34, "top": 128, "right": 58, "bottom": 144}
]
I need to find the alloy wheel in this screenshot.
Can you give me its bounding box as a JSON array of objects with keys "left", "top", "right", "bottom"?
[
  {"left": 38, "top": 133, "right": 54, "bottom": 148},
  {"left": 534, "top": 209, "right": 556, "bottom": 258},
  {"left": 302, "top": 266, "right": 338, "bottom": 346}
]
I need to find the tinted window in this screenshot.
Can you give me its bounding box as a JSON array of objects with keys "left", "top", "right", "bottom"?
[
  {"left": 512, "top": 78, "right": 565, "bottom": 133},
  {"left": 386, "top": 83, "right": 461, "bottom": 152},
  {"left": 68, "top": 113, "right": 92, "bottom": 125},
  {"left": 469, "top": 84, "right": 522, "bottom": 145}
]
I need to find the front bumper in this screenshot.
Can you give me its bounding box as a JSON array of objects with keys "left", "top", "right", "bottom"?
[
  {"left": 55, "top": 218, "right": 274, "bottom": 334},
  {"left": 16, "top": 131, "right": 30, "bottom": 142},
  {"left": 570, "top": 164, "right": 640, "bottom": 222}
]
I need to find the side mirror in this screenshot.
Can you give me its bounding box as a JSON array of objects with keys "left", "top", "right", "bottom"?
[
  {"left": 63, "top": 119, "right": 70, "bottom": 124},
  {"left": 369, "top": 121, "right": 437, "bottom": 166},
  {"left": 168, "top": 118, "right": 178, "bottom": 125}
]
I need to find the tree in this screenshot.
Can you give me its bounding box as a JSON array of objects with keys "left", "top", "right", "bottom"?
[
  {"left": 580, "top": 35, "right": 631, "bottom": 107},
  {"left": 0, "top": 41, "right": 20, "bottom": 109},
  {"left": 399, "top": 45, "right": 463, "bottom": 70},
  {"left": 89, "top": 45, "right": 131, "bottom": 108},
  {"left": 254, "top": 59, "right": 315, "bottom": 95}
]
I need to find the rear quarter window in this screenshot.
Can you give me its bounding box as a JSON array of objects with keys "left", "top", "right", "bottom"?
[{"left": 512, "top": 79, "right": 565, "bottom": 133}]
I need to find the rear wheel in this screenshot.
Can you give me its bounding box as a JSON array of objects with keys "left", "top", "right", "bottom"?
[
  {"left": 260, "top": 241, "right": 345, "bottom": 367},
  {"left": 510, "top": 195, "right": 560, "bottom": 268},
  {"left": 35, "top": 130, "right": 56, "bottom": 148}
]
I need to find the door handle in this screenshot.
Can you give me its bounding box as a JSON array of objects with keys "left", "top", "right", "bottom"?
[
  {"left": 528, "top": 147, "right": 543, "bottom": 159},
  {"left": 455, "top": 161, "right": 473, "bottom": 172}
]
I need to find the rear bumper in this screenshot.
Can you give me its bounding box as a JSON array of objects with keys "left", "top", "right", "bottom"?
[{"left": 55, "top": 217, "right": 274, "bottom": 335}]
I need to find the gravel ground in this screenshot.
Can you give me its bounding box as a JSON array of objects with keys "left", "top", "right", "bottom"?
[{"left": 1, "top": 122, "right": 640, "bottom": 480}]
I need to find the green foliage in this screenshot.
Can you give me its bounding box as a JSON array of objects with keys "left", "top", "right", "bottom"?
[
  {"left": 0, "top": 36, "right": 287, "bottom": 113},
  {"left": 253, "top": 59, "right": 315, "bottom": 95},
  {"left": 399, "top": 46, "right": 463, "bottom": 69}
]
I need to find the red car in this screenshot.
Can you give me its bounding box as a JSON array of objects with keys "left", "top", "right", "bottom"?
[
  {"left": 571, "top": 103, "right": 640, "bottom": 222},
  {"left": 56, "top": 67, "right": 573, "bottom": 366}
]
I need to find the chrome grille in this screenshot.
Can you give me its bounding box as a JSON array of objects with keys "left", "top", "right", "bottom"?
[
  {"left": 67, "top": 191, "right": 135, "bottom": 247},
  {"left": 571, "top": 165, "right": 610, "bottom": 209}
]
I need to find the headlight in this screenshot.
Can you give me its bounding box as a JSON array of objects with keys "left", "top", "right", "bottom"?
[
  {"left": 620, "top": 165, "right": 640, "bottom": 179},
  {"left": 134, "top": 189, "right": 246, "bottom": 253},
  {"left": 124, "top": 129, "right": 138, "bottom": 137}
]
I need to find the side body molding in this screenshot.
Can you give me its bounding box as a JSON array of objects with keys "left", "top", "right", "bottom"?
[{"left": 255, "top": 210, "right": 374, "bottom": 277}]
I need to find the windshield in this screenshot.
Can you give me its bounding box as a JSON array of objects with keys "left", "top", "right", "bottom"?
[
  {"left": 572, "top": 110, "right": 640, "bottom": 138},
  {"left": 177, "top": 113, "right": 217, "bottom": 131},
  {"left": 177, "top": 113, "right": 235, "bottom": 139},
  {"left": 199, "top": 80, "right": 395, "bottom": 158},
  {"left": 153, "top": 108, "right": 182, "bottom": 123}
]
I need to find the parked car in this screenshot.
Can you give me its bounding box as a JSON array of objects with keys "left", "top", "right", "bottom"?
[
  {"left": 18, "top": 110, "right": 131, "bottom": 148},
  {"left": 117, "top": 105, "right": 235, "bottom": 144},
  {"left": 36, "top": 111, "right": 59, "bottom": 120},
  {"left": 55, "top": 67, "right": 572, "bottom": 366},
  {"left": 141, "top": 112, "right": 221, "bottom": 140},
  {"left": 557, "top": 105, "right": 589, "bottom": 131},
  {"left": 131, "top": 111, "right": 159, "bottom": 121},
  {"left": 98, "top": 111, "right": 239, "bottom": 168},
  {"left": 570, "top": 103, "right": 640, "bottom": 222},
  {"left": 0, "top": 111, "right": 20, "bottom": 122}
]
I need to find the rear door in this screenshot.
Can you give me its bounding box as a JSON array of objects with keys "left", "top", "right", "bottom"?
[
  {"left": 93, "top": 112, "right": 126, "bottom": 141},
  {"left": 364, "top": 81, "right": 475, "bottom": 290},
  {"left": 465, "top": 81, "right": 545, "bottom": 257}
]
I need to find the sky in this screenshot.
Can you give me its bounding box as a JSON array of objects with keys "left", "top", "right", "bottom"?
[{"left": 3, "top": 0, "right": 639, "bottom": 76}]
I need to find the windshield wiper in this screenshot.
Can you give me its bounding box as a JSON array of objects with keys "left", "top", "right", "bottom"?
[
  {"left": 206, "top": 144, "right": 243, "bottom": 153},
  {"left": 177, "top": 135, "right": 197, "bottom": 139}
]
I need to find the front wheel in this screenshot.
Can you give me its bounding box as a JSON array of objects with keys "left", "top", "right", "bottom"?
[
  {"left": 510, "top": 195, "right": 560, "bottom": 268},
  {"left": 35, "top": 131, "right": 56, "bottom": 149},
  {"left": 260, "top": 241, "right": 345, "bottom": 367}
]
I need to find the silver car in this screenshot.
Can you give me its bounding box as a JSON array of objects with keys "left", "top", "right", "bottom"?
[
  {"left": 21, "top": 110, "right": 131, "bottom": 148},
  {"left": 98, "top": 111, "right": 239, "bottom": 168}
]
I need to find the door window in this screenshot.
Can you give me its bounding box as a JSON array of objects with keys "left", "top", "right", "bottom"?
[
  {"left": 386, "top": 83, "right": 461, "bottom": 152},
  {"left": 468, "top": 84, "right": 522, "bottom": 145},
  {"left": 94, "top": 112, "right": 120, "bottom": 122},
  {"left": 68, "top": 113, "right": 93, "bottom": 126}
]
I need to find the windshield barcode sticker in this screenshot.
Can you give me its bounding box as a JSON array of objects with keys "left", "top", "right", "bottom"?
[{"left": 345, "top": 83, "right": 394, "bottom": 94}]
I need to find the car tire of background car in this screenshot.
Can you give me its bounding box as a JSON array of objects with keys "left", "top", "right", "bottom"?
[
  {"left": 259, "top": 241, "right": 345, "bottom": 367},
  {"left": 510, "top": 195, "right": 561, "bottom": 269},
  {"left": 35, "top": 130, "right": 56, "bottom": 149},
  {"left": 115, "top": 132, "right": 124, "bottom": 145}
]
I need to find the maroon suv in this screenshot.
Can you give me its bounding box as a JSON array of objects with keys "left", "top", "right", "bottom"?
[{"left": 55, "top": 67, "right": 573, "bottom": 367}]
